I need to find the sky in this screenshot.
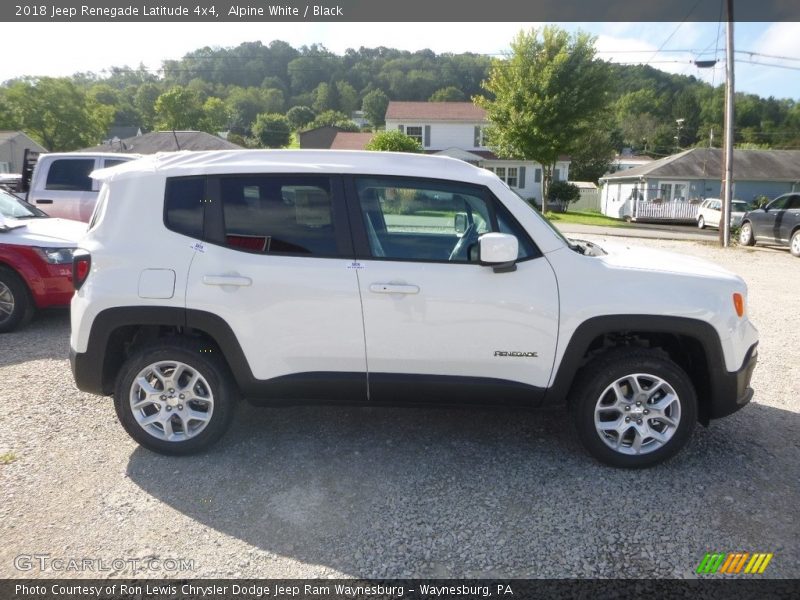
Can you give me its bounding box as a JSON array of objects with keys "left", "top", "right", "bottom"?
[{"left": 1, "top": 21, "right": 799, "bottom": 100}]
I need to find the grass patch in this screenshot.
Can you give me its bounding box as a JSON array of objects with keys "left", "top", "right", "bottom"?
[
  {"left": 544, "top": 210, "right": 630, "bottom": 228},
  {"left": 0, "top": 451, "right": 18, "bottom": 465}
]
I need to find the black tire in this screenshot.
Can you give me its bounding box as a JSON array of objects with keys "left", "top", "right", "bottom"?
[
  {"left": 739, "top": 221, "right": 756, "bottom": 246},
  {"left": 113, "top": 338, "right": 237, "bottom": 455},
  {"left": 0, "top": 267, "right": 34, "bottom": 333},
  {"left": 697, "top": 216, "right": 705, "bottom": 229},
  {"left": 790, "top": 229, "right": 800, "bottom": 258},
  {"left": 571, "top": 349, "right": 697, "bottom": 468}
]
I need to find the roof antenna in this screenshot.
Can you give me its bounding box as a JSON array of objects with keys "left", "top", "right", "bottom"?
[{"left": 172, "top": 129, "right": 181, "bottom": 150}]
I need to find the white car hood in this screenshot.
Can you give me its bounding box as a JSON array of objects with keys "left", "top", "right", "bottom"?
[
  {"left": 596, "top": 240, "right": 740, "bottom": 282},
  {"left": 0, "top": 216, "right": 87, "bottom": 247}
]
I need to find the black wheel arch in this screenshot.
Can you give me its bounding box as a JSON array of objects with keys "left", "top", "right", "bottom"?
[{"left": 544, "top": 315, "right": 735, "bottom": 426}]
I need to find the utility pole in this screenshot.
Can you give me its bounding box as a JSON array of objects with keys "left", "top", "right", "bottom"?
[{"left": 720, "top": 0, "right": 735, "bottom": 247}]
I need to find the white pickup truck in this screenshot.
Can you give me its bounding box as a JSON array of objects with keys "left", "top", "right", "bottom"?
[{"left": 25, "top": 152, "right": 138, "bottom": 221}]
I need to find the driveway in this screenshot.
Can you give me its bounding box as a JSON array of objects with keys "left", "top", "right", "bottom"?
[{"left": 1, "top": 236, "right": 797, "bottom": 579}]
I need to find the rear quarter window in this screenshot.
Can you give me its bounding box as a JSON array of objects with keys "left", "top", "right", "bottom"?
[{"left": 164, "top": 177, "right": 206, "bottom": 238}]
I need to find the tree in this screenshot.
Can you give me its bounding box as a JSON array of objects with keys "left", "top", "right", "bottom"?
[
  {"left": 476, "top": 27, "right": 611, "bottom": 212},
  {"left": 546, "top": 181, "right": 580, "bottom": 213},
  {"left": 252, "top": 113, "right": 291, "bottom": 148},
  {"left": 154, "top": 86, "right": 204, "bottom": 130},
  {"left": 336, "top": 81, "right": 359, "bottom": 115},
  {"left": 200, "top": 97, "right": 230, "bottom": 133},
  {"left": 429, "top": 86, "right": 466, "bottom": 102},
  {"left": 308, "top": 110, "right": 359, "bottom": 131},
  {"left": 134, "top": 82, "right": 162, "bottom": 131},
  {"left": 365, "top": 130, "right": 423, "bottom": 153},
  {"left": 362, "top": 89, "right": 390, "bottom": 127},
  {"left": 568, "top": 127, "right": 619, "bottom": 183},
  {"left": 3, "top": 77, "right": 112, "bottom": 150},
  {"left": 286, "top": 105, "right": 316, "bottom": 130}
]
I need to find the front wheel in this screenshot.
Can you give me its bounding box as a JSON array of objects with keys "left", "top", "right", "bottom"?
[
  {"left": 0, "top": 267, "right": 33, "bottom": 333},
  {"left": 571, "top": 349, "right": 697, "bottom": 468},
  {"left": 697, "top": 216, "right": 705, "bottom": 229},
  {"left": 114, "top": 339, "right": 236, "bottom": 455},
  {"left": 739, "top": 221, "right": 756, "bottom": 246},
  {"left": 791, "top": 230, "right": 800, "bottom": 257}
]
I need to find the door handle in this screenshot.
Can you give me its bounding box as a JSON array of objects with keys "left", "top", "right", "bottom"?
[
  {"left": 369, "top": 283, "right": 420, "bottom": 294},
  {"left": 35, "top": 199, "right": 53, "bottom": 204},
  {"left": 203, "top": 275, "right": 252, "bottom": 287}
]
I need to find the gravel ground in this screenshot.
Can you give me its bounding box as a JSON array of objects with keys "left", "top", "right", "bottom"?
[{"left": 1, "top": 236, "right": 798, "bottom": 580}]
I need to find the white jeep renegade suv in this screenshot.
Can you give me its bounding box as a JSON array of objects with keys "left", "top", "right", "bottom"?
[{"left": 70, "top": 150, "right": 758, "bottom": 467}]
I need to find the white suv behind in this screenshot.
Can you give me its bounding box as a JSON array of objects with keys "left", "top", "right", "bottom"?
[{"left": 70, "top": 151, "right": 759, "bottom": 467}]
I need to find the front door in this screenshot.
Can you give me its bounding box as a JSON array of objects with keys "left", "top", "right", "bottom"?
[{"left": 347, "top": 175, "right": 559, "bottom": 404}]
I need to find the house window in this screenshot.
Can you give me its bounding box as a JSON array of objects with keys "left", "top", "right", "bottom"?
[
  {"left": 658, "top": 181, "right": 688, "bottom": 202},
  {"left": 487, "top": 166, "right": 519, "bottom": 188},
  {"left": 534, "top": 168, "right": 542, "bottom": 183},
  {"left": 405, "top": 126, "right": 423, "bottom": 145},
  {"left": 506, "top": 167, "right": 518, "bottom": 188}
]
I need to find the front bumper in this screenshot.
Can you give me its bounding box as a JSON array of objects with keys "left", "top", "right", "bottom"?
[{"left": 707, "top": 342, "right": 758, "bottom": 420}]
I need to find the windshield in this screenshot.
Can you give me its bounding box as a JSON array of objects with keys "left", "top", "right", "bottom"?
[
  {"left": 0, "top": 189, "right": 47, "bottom": 219},
  {"left": 732, "top": 201, "right": 750, "bottom": 212}
]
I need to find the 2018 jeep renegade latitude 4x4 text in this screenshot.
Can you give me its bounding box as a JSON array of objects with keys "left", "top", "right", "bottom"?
[{"left": 69, "top": 150, "right": 758, "bottom": 467}]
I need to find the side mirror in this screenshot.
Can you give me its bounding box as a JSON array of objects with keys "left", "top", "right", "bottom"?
[
  {"left": 454, "top": 212, "right": 468, "bottom": 234},
  {"left": 479, "top": 233, "right": 518, "bottom": 273}
]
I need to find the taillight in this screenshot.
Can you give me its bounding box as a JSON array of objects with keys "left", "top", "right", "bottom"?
[{"left": 72, "top": 252, "right": 91, "bottom": 291}]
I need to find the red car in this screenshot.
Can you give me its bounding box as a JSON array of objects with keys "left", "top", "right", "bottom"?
[{"left": 0, "top": 189, "right": 86, "bottom": 332}]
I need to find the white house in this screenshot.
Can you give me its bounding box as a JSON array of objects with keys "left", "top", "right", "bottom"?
[{"left": 385, "top": 102, "right": 570, "bottom": 205}]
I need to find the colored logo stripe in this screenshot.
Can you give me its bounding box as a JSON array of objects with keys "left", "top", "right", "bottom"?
[{"left": 697, "top": 552, "right": 773, "bottom": 574}]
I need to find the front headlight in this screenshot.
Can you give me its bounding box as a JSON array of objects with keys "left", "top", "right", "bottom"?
[{"left": 35, "top": 247, "right": 75, "bottom": 264}]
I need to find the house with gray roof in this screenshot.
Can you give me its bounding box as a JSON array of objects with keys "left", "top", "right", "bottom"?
[
  {"left": 0, "top": 131, "right": 47, "bottom": 173},
  {"left": 81, "top": 131, "right": 242, "bottom": 154},
  {"left": 599, "top": 148, "right": 800, "bottom": 221}
]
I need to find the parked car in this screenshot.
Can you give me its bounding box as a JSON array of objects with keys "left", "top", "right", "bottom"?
[
  {"left": 739, "top": 193, "right": 800, "bottom": 257},
  {"left": 25, "top": 152, "right": 139, "bottom": 222},
  {"left": 0, "top": 188, "right": 87, "bottom": 332},
  {"left": 696, "top": 198, "right": 751, "bottom": 229},
  {"left": 70, "top": 150, "right": 758, "bottom": 468}
]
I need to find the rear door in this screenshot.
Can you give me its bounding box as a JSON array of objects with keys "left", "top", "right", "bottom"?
[
  {"left": 31, "top": 156, "right": 98, "bottom": 220},
  {"left": 779, "top": 195, "right": 800, "bottom": 242},
  {"left": 183, "top": 173, "right": 367, "bottom": 399},
  {"left": 346, "top": 175, "right": 559, "bottom": 404}
]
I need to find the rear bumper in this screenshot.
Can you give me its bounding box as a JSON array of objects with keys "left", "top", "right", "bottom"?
[
  {"left": 70, "top": 345, "right": 107, "bottom": 395},
  {"left": 708, "top": 342, "right": 757, "bottom": 420}
]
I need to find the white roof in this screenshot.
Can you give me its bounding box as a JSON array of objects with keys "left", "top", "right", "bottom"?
[{"left": 92, "top": 149, "right": 492, "bottom": 185}]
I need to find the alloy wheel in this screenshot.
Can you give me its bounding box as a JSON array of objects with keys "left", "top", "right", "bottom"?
[
  {"left": 593, "top": 373, "right": 682, "bottom": 456},
  {"left": 0, "top": 281, "right": 14, "bottom": 324},
  {"left": 129, "top": 360, "right": 214, "bottom": 442}
]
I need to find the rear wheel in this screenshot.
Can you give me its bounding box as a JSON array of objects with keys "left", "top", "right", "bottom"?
[
  {"left": 0, "top": 267, "right": 33, "bottom": 333},
  {"left": 791, "top": 230, "right": 800, "bottom": 257},
  {"left": 114, "top": 339, "right": 236, "bottom": 455},
  {"left": 739, "top": 221, "right": 755, "bottom": 246},
  {"left": 571, "top": 349, "right": 697, "bottom": 468}
]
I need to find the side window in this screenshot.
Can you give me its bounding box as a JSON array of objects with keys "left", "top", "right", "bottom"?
[
  {"left": 769, "top": 196, "right": 788, "bottom": 210},
  {"left": 219, "top": 175, "right": 339, "bottom": 256},
  {"left": 354, "top": 177, "right": 537, "bottom": 262},
  {"left": 45, "top": 158, "right": 95, "bottom": 191},
  {"left": 787, "top": 195, "right": 800, "bottom": 209},
  {"left": 164, "top": 177, "right": 205, "bottom": 238},
  {"left": 103, "top": 158, "right": 128, "bottom": 169}
]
